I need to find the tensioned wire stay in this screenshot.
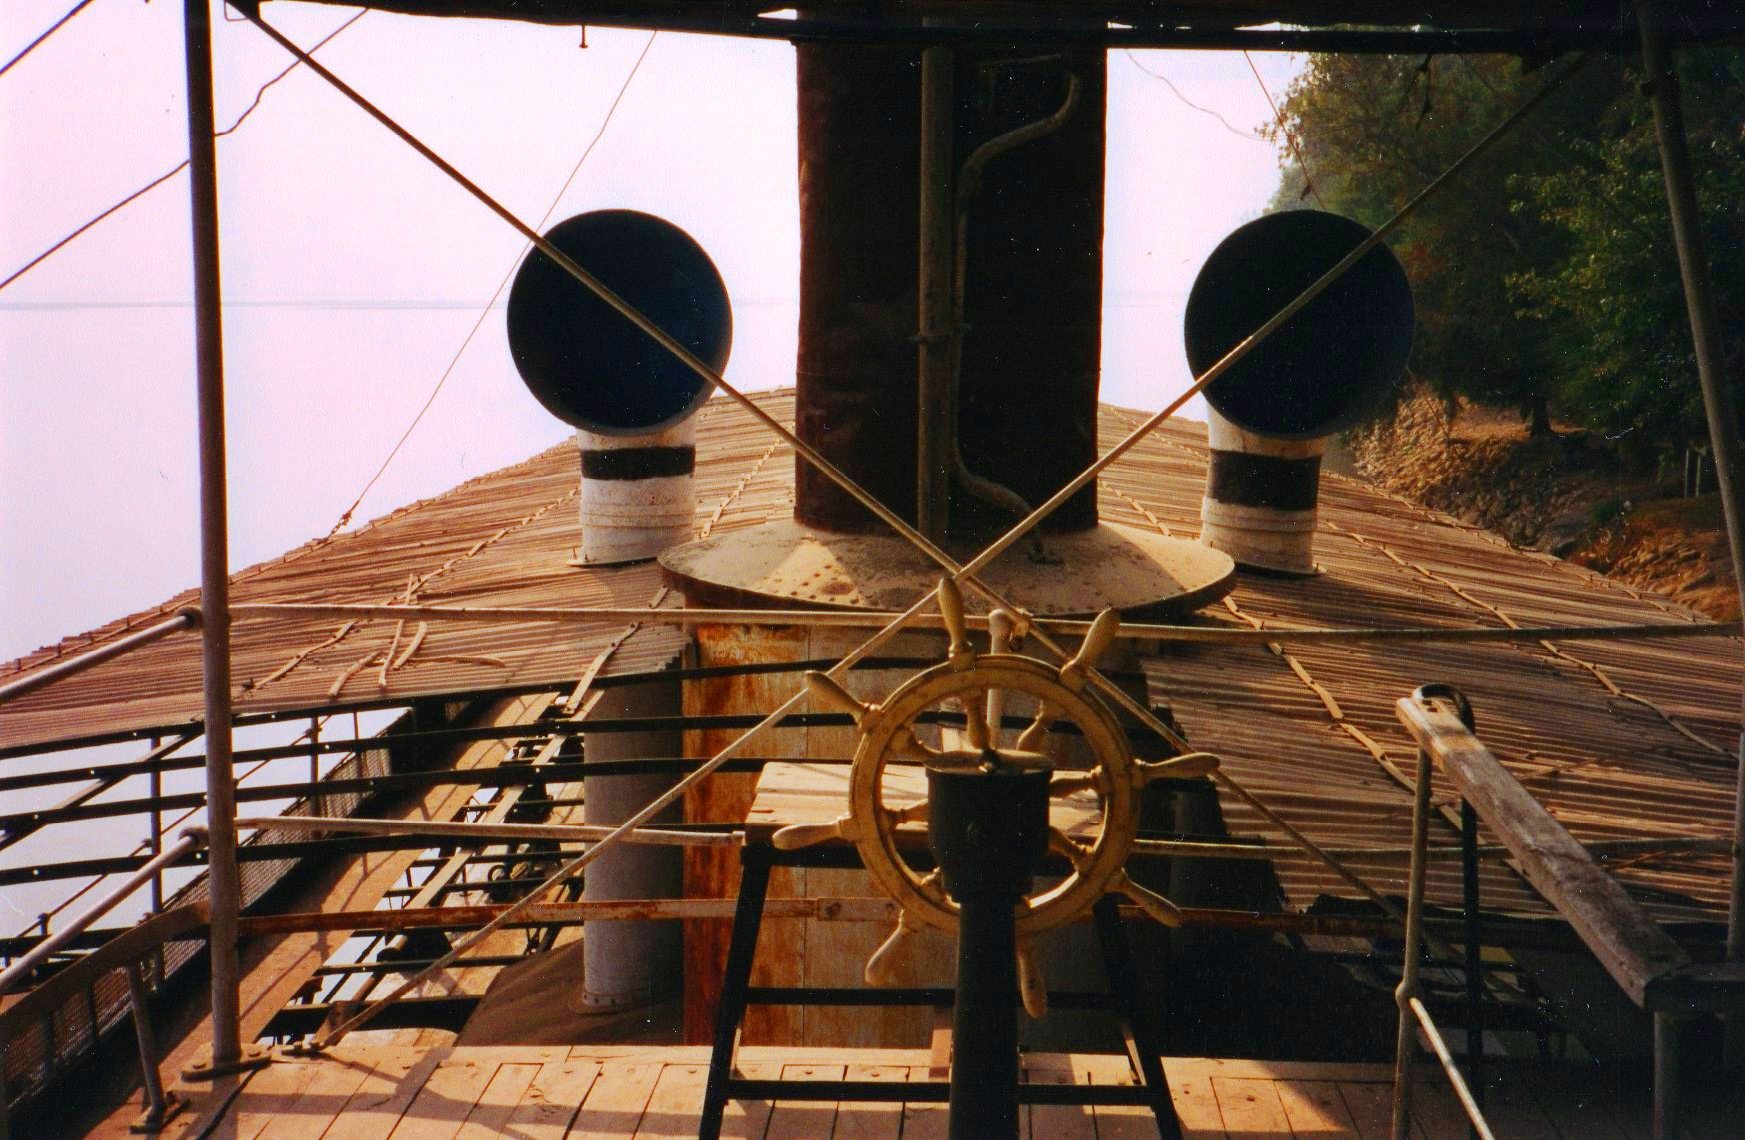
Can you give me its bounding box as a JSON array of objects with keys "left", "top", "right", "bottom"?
[{"left": 229, "top": 5, "right": 1593, "bottom": 1044}]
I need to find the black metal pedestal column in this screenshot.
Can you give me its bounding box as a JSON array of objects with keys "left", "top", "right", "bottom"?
[{"left": 928, "top": 761, "right": 1052, "bottom": 1140}]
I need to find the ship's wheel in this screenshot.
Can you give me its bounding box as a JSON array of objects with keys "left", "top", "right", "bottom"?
[{"left": 771, "top": 579, "right": 1219, "bottom": 1018}]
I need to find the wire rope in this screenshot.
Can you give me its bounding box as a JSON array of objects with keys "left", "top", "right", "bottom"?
[
  {"left": 323, "top": 30, "right": 659, "bottom": 538},
  {"left": 1123, "top": 49, "right": 1267, "bottom": 141},
  {"left": 0, "top": 0, "right": 96, "bottom": 82},
  {"left": 232, "top": 8, "right": 1592, "bottom": 1042},
  {"left": 0, "top": 8, "right": 366, "bottom": 296}
]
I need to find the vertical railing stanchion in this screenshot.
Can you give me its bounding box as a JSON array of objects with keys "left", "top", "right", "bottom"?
[
  {"left": 125, "top": 961, "right": 181, "bottom": 1131},
  {"left": 1637, "top": 0, "right": 1745, "bottom": 1076},
  {"left": 1391, "top": 740, "right": 1434, "bottom": 1140},
  {"left": 1460, "top": 800, "right": 1483, "bottom": 1137},
  {"left": 149, "top": 735, "right": 164, "bottom": 916},
  {"left": 182, "top": 0, "right": 253, "bottom": 1077}
]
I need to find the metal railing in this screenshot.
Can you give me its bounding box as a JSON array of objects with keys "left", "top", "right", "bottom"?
[
  {"left": 0, "top": 831, "right": 204, "bottom": 997},
  {"left": 1390, "top": 684, "right": 1495, "bottom": 1140},
  {"left": 0, "top": 825, "right": 207, "bottom": 1135},
  {"left": 1392, "top": 685, "right": 1745, "bottom": 1140}
]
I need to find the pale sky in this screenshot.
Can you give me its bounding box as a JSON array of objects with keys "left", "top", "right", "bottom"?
[{"left": 1, "top": 0, "right": 1304, "bottom": 663}]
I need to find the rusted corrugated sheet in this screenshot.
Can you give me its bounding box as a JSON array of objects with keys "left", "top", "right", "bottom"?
[
  {"left": 1102, "top": 407, "right": 1739, "bottom": 924},
  {"left": 3, "top": 392, "right": 1738, "bottom": 930},
  {"left": 0, "top": 393, "right": 798, "bottom": 750}
]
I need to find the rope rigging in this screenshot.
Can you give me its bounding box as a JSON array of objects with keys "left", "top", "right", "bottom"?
[{"left": 0, "top": 8, "right": 367, "bottom": 297}]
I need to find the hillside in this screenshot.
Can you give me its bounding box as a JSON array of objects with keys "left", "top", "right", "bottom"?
[{"left": 1347, "top": 386, "right": 1739, "bottom": 622}]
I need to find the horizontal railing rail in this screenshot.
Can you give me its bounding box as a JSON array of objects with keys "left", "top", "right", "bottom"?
[
  {"left": 0, "top": 830, "right": 205, "bottom": 996},
  {"left": 0, "top": 609, "right": 199, "bottom": 707}
]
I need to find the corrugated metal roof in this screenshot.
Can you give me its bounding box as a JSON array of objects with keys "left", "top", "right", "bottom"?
[
  {"left": 3, "top": 391, "right": 1737, "bottom": 925},
  {"left": 0, "top": 394, "right": 801, "bottom": 750},
  {"left": 1106, "top": 406, "right": 1738, "bottom": 922}
]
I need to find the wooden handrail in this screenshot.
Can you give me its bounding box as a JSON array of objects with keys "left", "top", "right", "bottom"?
[{"left": 1395, "top": 693, "right": 1731, "bottom": 1013}]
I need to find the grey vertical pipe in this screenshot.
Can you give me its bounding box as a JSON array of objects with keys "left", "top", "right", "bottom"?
[
  {"left": 1653, "top": 1013, "right": 1682, "bottom": 1140},
  {"left": 1637, "top": 1, "right": 1745, "bottom": 1070},
  {"left": 183, "top": 0, "right": 242, "bottom": 1067},
  {"left": 916, "top": 45, "right": 955, "bottom": 542},
  {"left": 126, "top": 962, "right": 173, "bottom": 1128},
  {"left": 1390, "top": 744, "right": 1434, "bottom": 1140},
  {"left": 580, "top": 679, "right": 683, "bottom": 1009}
]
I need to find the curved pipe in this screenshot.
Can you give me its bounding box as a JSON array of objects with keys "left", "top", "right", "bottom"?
[{"left": 948, "top": 68, "right": 1084, "bottom": 527}]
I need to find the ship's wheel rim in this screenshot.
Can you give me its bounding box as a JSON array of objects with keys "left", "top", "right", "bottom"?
[{"left": 847, "top": 653, "right": 1136, "bottom": 938}]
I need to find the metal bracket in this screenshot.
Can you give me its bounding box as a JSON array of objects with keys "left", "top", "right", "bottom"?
[{"left": 180, "top": 1042, "right": 271, "bottom": 1081}]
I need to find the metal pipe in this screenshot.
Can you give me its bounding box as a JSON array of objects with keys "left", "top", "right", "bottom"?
[
  {"left": 235, "top": 7, "right": 1725, "bottom": 54},
  {"left": 1653, "top": 1012, "right": 1683, "bottom": 1139},
  {"left": 1407, "top": 998, "right": 1497, "bottom": 1140},
  {"left": 1391, "top": 744, "right": 1434, "bottom": 1140},
  {"left": 1132, "top": 834, "right": 1732, "bottom": 863},
  {"left": 183, "top": 0, "right": 241, "bottom": 1070},
  {"left": 1461, "top": 800, "right": 1484, "bottom": 1134},
  {"left": 125, "top": 960, "right": 176, "bottom": 1130},
  {"left": 235, "top": 814, "right": 739, "bottom": 848},
  {"left": 916, "top": 44, "right": 955, "bottom": 541},
  {"left": 228, "top": 601, "right": 1739, "bottom": 645},
  {"left": 0, "top": 610, "right": 197, "bottom": 706},
  {"left": 234, "top": 896, "right": 901, "bottom": 938},
  {"left": 0, "top": 830, "right": 202, "bottom": 994},
  {"left": 945, "top": 67, "right": 1082, "bottom": 529},
  {"left": 1637, "top": 0, "right": 1745, "bottom": 1071},
  {"left": 579, "top": 680, "right": 685, "bottom": 1011}
]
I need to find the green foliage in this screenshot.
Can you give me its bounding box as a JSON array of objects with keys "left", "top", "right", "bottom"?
[
  {"left": 1508, "top": 50, "right": 1745, "bottom": 463},
  {"left": 1268, "top": 49, "right": 1743, "bottom": 467}
]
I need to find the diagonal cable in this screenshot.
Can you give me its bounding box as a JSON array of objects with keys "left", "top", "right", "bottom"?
[
  {"left": 0, "top": 0, "right": 95, "bottom": 82},
  {"left": 0, "top": 8, "right": 367, "bottom": 296},
  {"left": 324, "top": 30, "right": 659, "bottom": 537}
]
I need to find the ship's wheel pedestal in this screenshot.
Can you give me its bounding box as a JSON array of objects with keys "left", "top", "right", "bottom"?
[{"left": 927, "top": 759, "right": 1053, "bottom": 1137}]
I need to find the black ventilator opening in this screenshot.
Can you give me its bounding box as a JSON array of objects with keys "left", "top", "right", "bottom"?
[
  {"left": 1185, "top": 210, "right": 1413, "bottom": 440},
  {"left": 508, "top": 209, "right": 732, "bottom": 436}
]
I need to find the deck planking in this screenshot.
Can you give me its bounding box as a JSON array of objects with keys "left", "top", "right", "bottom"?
[{"left": 150, "top": 1043, "right": 1715, "bottom": 1139}]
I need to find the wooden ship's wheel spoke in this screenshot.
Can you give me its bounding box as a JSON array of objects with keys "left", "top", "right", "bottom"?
[{"left": 774, "top": 583, "right": 1222, "bottom": 1011}]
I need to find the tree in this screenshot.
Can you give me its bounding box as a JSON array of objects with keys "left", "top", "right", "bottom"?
[
  {"left": 1508, "top": 48, "right": 1745, "bottom": 466},
  {"left": 1265, "top": 54, "right": 1624, "bottom": 434}
]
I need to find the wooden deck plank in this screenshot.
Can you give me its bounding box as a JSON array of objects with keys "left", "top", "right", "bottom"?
[
  {"left": 1522, "top": 1066, "right": 1632, "bottom": 1140},
  {"left": 629, "top": 1062, "right": 707, "bottom": 1138},
  {"left": 388, "top": 1051, "right": 501, "bottom": 1140},
  {"left": 258, "top": 1053, "right": 379, "bottom": 1140},
  {"left": 1338, "top": 1080, "right": 1411, "bottom": 1140},
  {"left": 456, "top": 1060, "right": 541, "bottom": 1139},
  {"left": 1274, "top": 1079, "right": 1360, "bottom": 1137},
  {"left": 833, "top": 1062, "right": 904, "bottom": 1139},
  {"left": 566, "top": 1060, "right": 662, "bottom": 1139},
  {"left": 1404, "top": 1072, "right": 1473, "bottom": 1140},
  {"left": 1025, "top": 1063, "right": 1095, "bottom": 1140},
  {"left": 323, "top": 1047, "right": 449, "bottom": 1140},
  {"left": 1213, "top": 1076, "right": 1294, "bottom": 1140},
  {"left": 189, "top": 1045, "right": 1736, "bottom": 1140},
  {"left": 158, "top": 1070, "right": 253, "bottom": 1140},
  {"left": 721, "top": 1059, "right": 781, "bottom": 1140},
  {"left": 502, "top": 1059, "right": 600, "bottom": 1140},
  {"left": 899, "top": 1065, "right": 949, "bottom": 1140},
  {"left": 227, "top": 1056, "right": 329, "bottom": 1140},
  {"left": 1477, "top": 1069, "right": 1562, "bottom": 1140},
  {"left": 764, "top": 1063, "right": 842, "bottom": 1140},
  {"left": 1085, "top": 1052, "right": 1164, "bottom": 1139},
  {"left": 1167, "top": 1060, "right": 1228, "bottom": 1139}
]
